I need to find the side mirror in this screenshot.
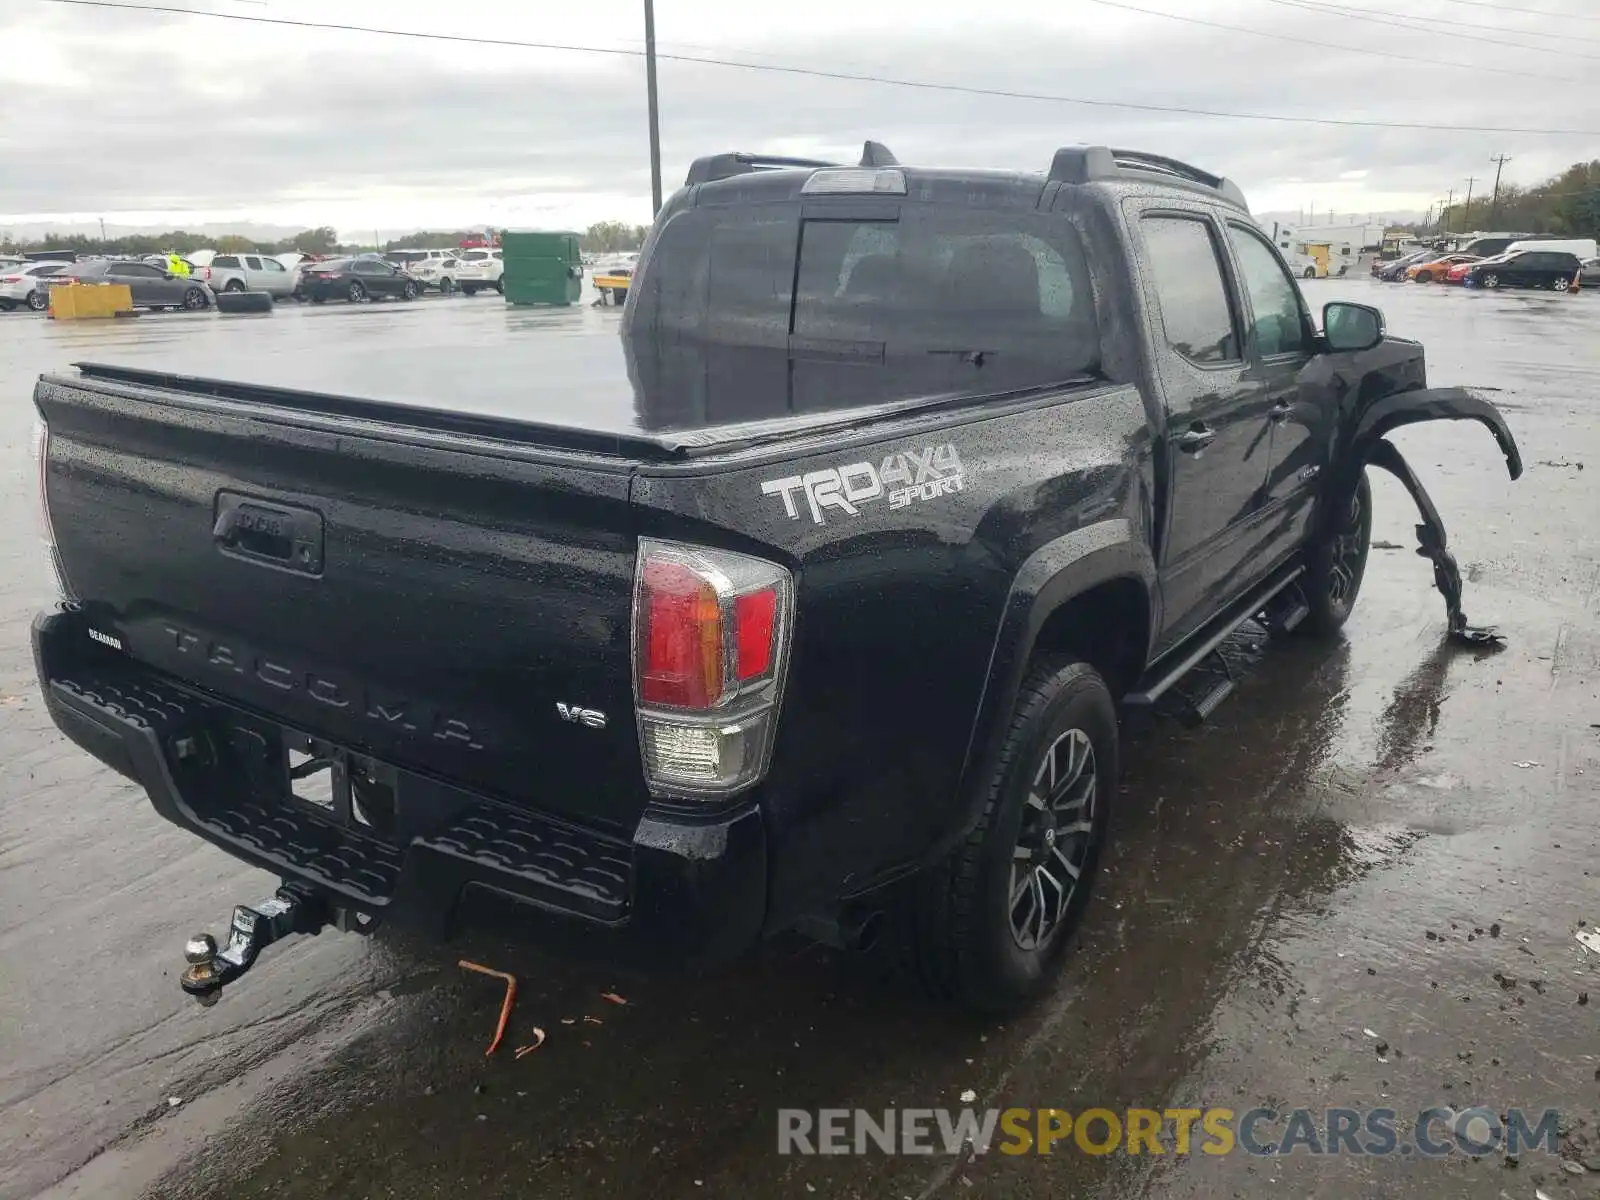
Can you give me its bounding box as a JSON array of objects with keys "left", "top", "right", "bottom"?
[{"left": 1322, "top": 301, "right": 1385, "bottom": 352}]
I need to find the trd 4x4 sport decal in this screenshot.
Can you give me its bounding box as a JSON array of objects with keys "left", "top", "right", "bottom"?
[{"left": 760, "top": 444, "right": 966, "bottom": 525}]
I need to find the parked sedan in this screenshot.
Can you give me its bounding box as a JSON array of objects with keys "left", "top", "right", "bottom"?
[
  {"left": 58, "top": 259, "right": 213, "bottom": 310},
  {"left": 1407, "top": 253, "right": 1479, "bottom": 283},
  {"left": 1581, "top": 257, "right": 1600, "bottom": 287},
  {"left": 295, "top": 257, "right": 420, "bottom": 303},
  {"left": 1375, "top": 249, "right": 1445, "bottom": 281},
  {"left": 0, "top": 260, "right": 72, "bottom": 311},
  {"left": 1461, "top": 249, "right": 1584, "bottom": 291}
]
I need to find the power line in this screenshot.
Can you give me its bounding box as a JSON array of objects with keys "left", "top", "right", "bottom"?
[
  {"left": 34, "top": 0, "right": 1600, "bottom": 136},
  {"left": 1254, "top": 0, "right": 1600, "bottom": 57},
  {"left": 1430, "top": 0, "right": 1600, "bottom": 22},
  {"left": 1083, "top": 0, "right": 1582, "bottom": 81}
]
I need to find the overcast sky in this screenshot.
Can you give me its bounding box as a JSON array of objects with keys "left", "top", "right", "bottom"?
[{"left": 2, "top": 0, "right": 1597, "bottom": 237}]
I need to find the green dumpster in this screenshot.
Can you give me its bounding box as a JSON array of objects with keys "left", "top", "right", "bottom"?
[{"left": 500, "top": 230, "right": 583, "bottom": 306}]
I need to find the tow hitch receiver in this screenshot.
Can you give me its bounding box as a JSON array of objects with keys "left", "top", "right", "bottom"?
[{"left": 181, "top": 882, "right": 329, "bottom": 1003}]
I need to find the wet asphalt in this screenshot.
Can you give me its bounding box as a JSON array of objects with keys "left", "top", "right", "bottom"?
[{"left": 1, "top": 280, "right": 1596, "bottom": 1200}]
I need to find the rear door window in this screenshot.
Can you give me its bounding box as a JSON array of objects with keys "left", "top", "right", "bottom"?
[
  {"left": 1139, "top": 216, "right": 1240, "bottom": 365},
  {"left": 213, "top": 256, "right": 240, "bottom": 269}
]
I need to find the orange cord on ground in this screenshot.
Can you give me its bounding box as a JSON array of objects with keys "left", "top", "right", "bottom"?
[{"left": 458, "top": 960, "right": 517, "bottom": 1056}]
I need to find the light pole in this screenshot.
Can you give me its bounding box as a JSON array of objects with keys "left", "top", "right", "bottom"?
[{"left": 645, "top": 0, "right": 663, "bottom": 216}]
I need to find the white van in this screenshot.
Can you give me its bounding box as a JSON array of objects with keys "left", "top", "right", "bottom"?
[{"left": 1506, "top": 238, "right": 1598, "bottom": 260}]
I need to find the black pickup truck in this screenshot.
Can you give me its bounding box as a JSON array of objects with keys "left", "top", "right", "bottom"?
[{"left": 31, "top": 142, "right": 1520, "bottom": 1012}]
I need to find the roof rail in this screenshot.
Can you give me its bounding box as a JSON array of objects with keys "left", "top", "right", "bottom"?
[
  {"left": 684, "top": 151, "right": 838, "bottom": 186},
  {"left": 683, "top": 140, "right": 899, "bottom": 186},
  {"left": 1047, "top": 144, "right": 1249, "bottom": 211}
]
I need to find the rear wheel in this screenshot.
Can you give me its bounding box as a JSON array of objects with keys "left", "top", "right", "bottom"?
[
  {"left": 27, "top": 290, "right": 49, "bottom": 312},
  {"left": 402, "top": 279, "right": 419, "bottom": 300},
  {"left": 1482, "top": 273, "right": 1501, "bottom": 289},
  {"left": 182, "top": 287, "right": 208, "bottom": 311},
  {"left": 438, "top": 277, "right": 455, "bottom": 295},
  {"left": 0, "top": 300, "right": 12, "bottom": 312},
  {"left": 347, "top": 281, "right": 367, "bottom": 303},
  {"left": 1303, "top": 266, "right": 1316, "bottom": 279},
  {"left": 1301, "top": 472, "right": 1372, "bottom": 637},
  {"left": 885, "top": 657, "right": 1116, "bottom": 1013},
  {"left": 1552, "top": 276, "right": 1570, "bottom": 292},
  {"left": 223, "top": 279, "right": 245, "bottom": 293},
  {"left": 1416, "top": 271, "right": 1433, "bottom": 283}
]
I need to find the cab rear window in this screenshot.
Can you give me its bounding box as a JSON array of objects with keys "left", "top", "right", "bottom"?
[{"left": 627, "top": 203, "right": 1100, "bottom": 423}]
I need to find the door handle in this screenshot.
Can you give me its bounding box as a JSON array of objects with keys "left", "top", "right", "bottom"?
[
  {"left": 1270, "top": 400, "right": 1293, "bottom": 423},
  {"left": 1176, "top": 425, "right": 1216, "bottom": 452}
]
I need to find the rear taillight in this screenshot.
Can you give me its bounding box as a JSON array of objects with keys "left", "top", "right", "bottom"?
[
  {"left": 31, "top": 417, "right": 75, "bottom": 604},
  {"left": 197, "top": 267, "right": 211, "bottom": 281},
  {"left": 632, "top": 539, "right": 794, "bottom": 798}
]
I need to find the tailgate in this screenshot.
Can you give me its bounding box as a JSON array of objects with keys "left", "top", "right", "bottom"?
[{"left": 37, "top": 374, "right": 651, "bottom": 832}]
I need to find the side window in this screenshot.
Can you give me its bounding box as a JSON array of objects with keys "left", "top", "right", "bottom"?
[
  {"left": 261, "top": 258, "right": 286, "bottom": 273},
  {"left": 213, "top": 256, "right": 240, "bottom": 269},
  {"left": 1140, "top": 216, "right": 1239, "bottom": 365},
  {"left": 244, "top": 256, "right": 263, "bottom": 270},
  {"left": 1225, "top": 223, "right": 1309, "bottom": 358}
]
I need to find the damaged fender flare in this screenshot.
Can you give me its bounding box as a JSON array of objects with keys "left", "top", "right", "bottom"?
[
  {"left": 1337, "top": 387, "right": 1522, "bottom": 646},
  {"left": 1349, "top": 386, "right": 1523, "bottom": 483}
]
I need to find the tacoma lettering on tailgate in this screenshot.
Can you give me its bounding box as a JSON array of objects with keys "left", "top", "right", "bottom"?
[{"left": 162, "top": 624, "right": 486, "bottom": 749}]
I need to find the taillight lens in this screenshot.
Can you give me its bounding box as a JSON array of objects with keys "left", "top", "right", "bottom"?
[
  {"left": 632, "top": 539, "right": 793, "bottom": 798},
  {"left": 32, "top": 416, "right": 75, "bottom": 604}
]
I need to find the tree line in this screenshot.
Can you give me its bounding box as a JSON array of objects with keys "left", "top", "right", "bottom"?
[
  {"left": 2, "top": 220, "right": 652, "bottom": 258},
  {"left": 1405, "top": 160, "right": 1600, "bottom": 238}
]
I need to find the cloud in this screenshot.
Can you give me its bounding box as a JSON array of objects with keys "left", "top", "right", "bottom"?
[{"left": 2, "top": 0, "right": 1595, "bottom": 232}]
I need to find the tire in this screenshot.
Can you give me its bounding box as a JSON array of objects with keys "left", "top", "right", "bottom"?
[
  {"left": 27, "top": 290, "right": 49, "bottom": 312},
  {"left": 223, "top": 280, "right": 246, "bottom": 293},
  {"left": 402, "top": 280, "right": 419, "bottom": 300},
  {"left": 1416, "top": 271, "right": 1432, "bottom": 283},
  {"left": 462, "top": 284, "right": 479, "bottom": 296},
  {"left": 1552, "top": 276, "right": 1569, "bottom": 292},
  {"left": 493, "top": 277, "right": 504, "bottom": 294},
  {"left": 1303, "top": 267, "right": 1316, "bottom": 279},
  {"left": 0, "top": 300, "right": 13, "bottom": 312},
  {"left": 1482, "top": 273, "right": 1501, "bottom": 289},
  {"left": 438, "top": 277, "right": 454, "bottom": 295},
  {"left": 347, "top": 281, "right": 367, "bottom": 303},
  {"left": 886, "top": 657, "right": 1117, "bottom": 1013},
  {"left": 182, "top": 287, "right": 208, "bottom": 311},
  {"left": 1300, "top": 472, "right": 1372, "bottom": 637}
]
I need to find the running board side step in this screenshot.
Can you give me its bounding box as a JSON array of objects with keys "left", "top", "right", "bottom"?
[{"left": 1124, "top": 563, "right": 1305, "bottom": 709}]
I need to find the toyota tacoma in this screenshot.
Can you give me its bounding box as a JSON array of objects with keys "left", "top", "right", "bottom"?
[{"left": 30, "top": 142, "right": 1519, "bottom": 1011}]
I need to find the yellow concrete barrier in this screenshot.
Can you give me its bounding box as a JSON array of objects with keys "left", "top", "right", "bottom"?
[{"left": 48, "top": 283, "right": 134, "bottom": 320}]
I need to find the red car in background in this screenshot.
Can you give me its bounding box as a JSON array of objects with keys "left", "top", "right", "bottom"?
[{"left": 1447, "top": 253, "right": 1506, "bottom": 284}]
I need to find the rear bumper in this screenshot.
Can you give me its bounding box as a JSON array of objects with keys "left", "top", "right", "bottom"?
[{"left": 32, "top": 609, "right": 767, "bottom": 966}]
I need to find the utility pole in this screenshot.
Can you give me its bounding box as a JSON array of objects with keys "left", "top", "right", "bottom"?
[
  {"left": 98, "top": 216, "right": 106, "bottom": 243},
  {"left": 1461, "top": 176, "right": 1477, "bottom": 233},
  {"left": 644, "top": 0, "right": 663, "bottom": 216},
  {"left": 1488, "top": 154, "right": 1511, "bottom": 226},
  {"left": 1442, "top": 187, "right": 1454, "bottom": 235}
]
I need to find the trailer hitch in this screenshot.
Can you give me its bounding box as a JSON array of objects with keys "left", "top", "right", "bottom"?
[{"left": 180, "top": 882, "right": 329, "bottom": 1004}]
